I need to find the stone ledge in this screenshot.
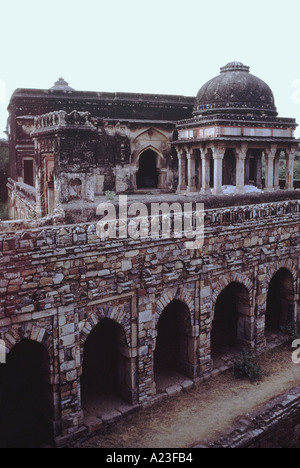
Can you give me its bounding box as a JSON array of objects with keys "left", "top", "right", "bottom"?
[{"left": 195, "top": 383, "right": 300, "bottom": 448}]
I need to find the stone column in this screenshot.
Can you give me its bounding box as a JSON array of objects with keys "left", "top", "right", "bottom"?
[
  {"left": 245, "top": 153, "right": 250, "bottom": 185},
  {"left": 57, "top": 302, "right": 82, "bottom": 439},
  {"left": 212, "top": 144, "right": 225, "bottom": 195},
  {"left": 235, "top": 143, "right": 247, "bottom": 194},
  {"left": 264, "top": 144, "right": 277, "bottom": 192},
  {"left": 186, "top": 148, "right": 197, "bottom": 192},
  {"left": 157, "top": 168, "right": 167, "bottom": 190},
  {"left": 200, "top": 148, "right": 211, "bottom": 194},
  {"left": 274, "top": 150, "right": 281, "bottom": 191},
  {"left": 285, "top": 147, "right": 296, "bottom": 190},
  {"left": 176, "top": 148, "right": 187, "bottom": 192}
]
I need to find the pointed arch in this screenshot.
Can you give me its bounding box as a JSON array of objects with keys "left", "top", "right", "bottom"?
[
  {"left": 212, "top": 273, "right": 253, "bottom": 317},
  {"left": 3, "top": 322, "right": 52, "bottom": 354},
  {"left": 81, "top": 317, "right": 135, "bottom": 409},
  {"left": 154, "top": 298, "right": 197, "bottom": 383},
  {"left": 211, "top": 281, "right": 253, "bottom": 358},
  {"left": 133, "top": 127, "right": 170, "bottom": 149},
  {"left": 136, "top": 148, "right": 160, "bottom": 189},
  {"left": 154, "top": 285, "right": 195, "bottom": 328},
  {"left": 79, "top": 304, "right": 131, "bottom": 348},
  {"left": 265, "top": 260, "right": 297, "bottom": 286},
  {"left": 136, "top": 145, "right": 165, "bottom": 169},
  {"left": 265, "top": 267, "right": 296, "bottom": 333}
]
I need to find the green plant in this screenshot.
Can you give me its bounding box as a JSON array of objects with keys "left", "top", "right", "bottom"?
[
  {"left": 279, "top": 321, "right": 300, "bottom": 341},
  {"left": 105, "top": 190, "right": 116, "bottom": 201},
  {"left": 232, "top": 349, "right": 264, "bottom": 382}
]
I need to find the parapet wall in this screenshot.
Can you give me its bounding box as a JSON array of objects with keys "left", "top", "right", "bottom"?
[{"left": 199, "top": 384, "right": 300, "bottom": 448}]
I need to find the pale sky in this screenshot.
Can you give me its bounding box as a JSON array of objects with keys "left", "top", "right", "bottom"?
[{"left": 1, "top": 0, "right": 300, "bottom": 138}]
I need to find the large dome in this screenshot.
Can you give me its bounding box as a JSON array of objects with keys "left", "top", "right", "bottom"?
[{"left": 193, "top": 62, "right": 277, "bottom": 117}]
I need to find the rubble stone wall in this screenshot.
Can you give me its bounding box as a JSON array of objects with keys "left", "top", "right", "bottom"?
[
  {"left": 0, "top": 199, "right": 299, "bottom": 442},
  {"left": 199, "top": 384, "right": 300, "bottom": 448}
]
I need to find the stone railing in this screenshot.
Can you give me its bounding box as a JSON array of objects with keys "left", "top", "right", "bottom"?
[
  {"left": 204, "top": 199, "right": 300, "bottom": 226},
  {"left": 32, "top": 110, "right": 95, "bottom": 133},
  {"left": 7, "top": 178, "right": 36, "bottom": 203},
  {"left": 0, "top": 198, "right": 299, "bottom": 244}
]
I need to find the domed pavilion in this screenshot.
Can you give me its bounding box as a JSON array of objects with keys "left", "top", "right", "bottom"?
[{"left": 174, "top": 62, "right": 298, "bottom": 195}]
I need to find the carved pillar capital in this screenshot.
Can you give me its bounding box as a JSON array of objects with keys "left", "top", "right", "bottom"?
[
  {"left": 236, "top": 143, "right": 248, "bottom": 160},
  {"left": 212, "top": 143, "right": 226, "bottom": 160},
  {"left": 265, "top": 143, "right": 277, "bottom": 160}
]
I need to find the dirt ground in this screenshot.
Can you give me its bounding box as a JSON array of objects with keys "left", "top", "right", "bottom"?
[{"left": 75, "top": 344, "right": 300, "bottom": 448}]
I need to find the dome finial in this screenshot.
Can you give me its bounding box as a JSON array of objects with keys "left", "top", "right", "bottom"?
[
  {"left": 220, "top": 62, "right": 250, "bottom": 73},
  {"left": 50, "top": 78, "right": 74, "bottom": 91}
]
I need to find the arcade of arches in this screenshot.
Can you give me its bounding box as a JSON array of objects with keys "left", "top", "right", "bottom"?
[
  {"left": 0, "top": 267, "right": 297, "bottom": 447},
  {"left": 77, "top": 269, "right": 296, "bottom": 414}
]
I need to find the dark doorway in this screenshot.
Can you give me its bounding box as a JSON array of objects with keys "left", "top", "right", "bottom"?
[
  {"left": 223, "top": 150, "right": 236, "bottom": 186},
  {"left": 154, "top": 300, "right": 194, "bottom": 387},
  {"left": 24, "top": 159, "right": 34, "bottom": 187},
  {"left": 81, "top": 319, "right": 131, "bottom": 412},
  {"left": 249, "top": 157, "right": 256, "bottom": 183},
  {"left": 212, "top": 282, "right": 251, "bottom": 358},
  {"left": 0, "top": 339, "right": 53, "bottom": 448},
  {"left": 210, "top": 156, "right": 214, "bottom": 188},
  {"left": 136, "top": 149, "right": 158, "bottom": 189},
  {"left": 265, "top": 268, "right": 295, "bottom": 334}
]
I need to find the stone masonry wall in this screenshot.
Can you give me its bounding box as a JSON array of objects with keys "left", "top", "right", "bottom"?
[
  {"left": 199, "top": 384, "right": 300, "bottom": 448},
  {"left": 0, "top": 199, "right": 299, "bottom": 443}
]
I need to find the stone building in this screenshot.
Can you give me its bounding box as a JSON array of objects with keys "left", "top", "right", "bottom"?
[
  {"left": 174, "top": 62, "right": 298, "bottom": 195},
  {"left": 0, "top": 63, "right": 299, "bottom": 447},
  {"left": 7, "top": 77, "right": 194, "bottom": 220},
  {"left": 6, "top": 62, "right": 298, "bottom": 221}
]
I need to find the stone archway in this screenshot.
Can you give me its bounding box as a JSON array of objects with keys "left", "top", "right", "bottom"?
[
  {"left": 154, "top": 299, "right": 196, "bottom": 391},
  {"left": 211, "top": 282, "right": 252, "bottom": 360},
  {"left": 69, "top": 178, "right": 82, "bottom": 200},
  {"left": 81, "top": 318, "right": 135, "bottom": 415},
  {"left": 136, "top": 149, "right": 159, "bottom": 189},
  {"left": 0, "top": 339, "right": 53, "bottom": 448},
  {"left": 265, "top": 268, "right": 295, "bottom": 337}
]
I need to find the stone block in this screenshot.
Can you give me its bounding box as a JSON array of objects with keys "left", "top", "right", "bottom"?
[
  {"left": 40, "top": 277, "right": 54, "bottom": 286},
  {"left": 181, "top": 379, "right": 194, "bottom": 390},
  {"left": 83, "top": 416, "right": 102, "bottom": 433},
  {"left": 166, "top": 384, "right": 182, "bottom": 396},
  {"left": 100, "top": 409, "right": 121, "bottom": 423},
  {"left": 138, "top": 309, "right": 153, "bottom": 324}
]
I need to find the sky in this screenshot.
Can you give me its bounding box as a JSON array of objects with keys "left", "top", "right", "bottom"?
[{"left": 1, "top": 0, "right": 300, "bottom": 138}]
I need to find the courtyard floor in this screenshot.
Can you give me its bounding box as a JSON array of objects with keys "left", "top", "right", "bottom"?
[{"left": 74, "top": 342, "right": 300, "bottom": 448}]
